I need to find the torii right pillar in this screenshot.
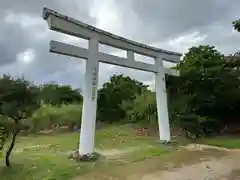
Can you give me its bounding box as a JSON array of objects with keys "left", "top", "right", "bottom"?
[{"left": 155, "top": 56, "right": 171, "bottom": 142}]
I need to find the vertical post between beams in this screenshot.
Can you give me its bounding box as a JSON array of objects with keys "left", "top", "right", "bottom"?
[{"left": 127, "top": 50, "right": 134, "bottom": 61}]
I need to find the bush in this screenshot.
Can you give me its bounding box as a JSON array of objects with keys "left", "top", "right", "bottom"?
[
  {"left": 27, "top": 104, "right": 82, "bottom": 133},
  {"left": 124, "top": 91, "right": 158, "bottom": 127},
  {"left": 56, "top": 104, "right": 82, "bottom": 130},
  {"left": 176, "top": 113, "right": 218, "bottom": 140},
  {"left": 168, "top": 95, "right": 192, "bottom": 124}
]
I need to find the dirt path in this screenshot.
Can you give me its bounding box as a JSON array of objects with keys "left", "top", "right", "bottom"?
[
  {"left": 139, "top": 152, "right": 240, "bottom": 180},
  {"left": 136, "top": 145, "right": 240, "bottom": 180},
  {"left": 76, "top": 145, "right": 240, "bottom": 180}
]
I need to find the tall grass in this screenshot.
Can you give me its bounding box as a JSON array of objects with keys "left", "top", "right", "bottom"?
[{"left": 26, "top": 104, "right": 82, "bottom": 133}]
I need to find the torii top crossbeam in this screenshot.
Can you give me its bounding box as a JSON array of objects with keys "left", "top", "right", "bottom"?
[{"left": 42, "top": 7, "right": 182, "bottom": 64}]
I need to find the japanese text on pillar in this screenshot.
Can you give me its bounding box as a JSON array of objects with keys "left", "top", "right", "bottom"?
[{"left": 91, "top": 67, "right": 97, "bottom": 101}]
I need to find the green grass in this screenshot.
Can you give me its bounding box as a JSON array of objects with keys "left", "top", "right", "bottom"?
[
  {"left": 199, "top": 136, "right": 240, "bottom": 149},
  {"left": 0, "top": 125, "right": 171, "bottom": 180},
  {"left": 3, "top": 125, "right": 237, "bottom": 180}
]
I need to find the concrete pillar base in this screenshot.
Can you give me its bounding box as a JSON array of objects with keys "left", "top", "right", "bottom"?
[{"left": 69, "top": 151, "right": 101, "bottom": 162}]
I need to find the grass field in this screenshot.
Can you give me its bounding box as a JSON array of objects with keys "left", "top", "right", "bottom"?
[
  {"left": 199, "top": 136, "right": 240, "bottom": 149},
  {"left": 0, "top": 125, "right": 174, "bottom": 180},
  {"left": 0, "top": 125, "right": 239, "bottom": 180}
]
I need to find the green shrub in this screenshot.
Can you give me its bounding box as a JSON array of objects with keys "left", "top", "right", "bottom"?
[
  {"left": 176, "top": 113, "right": 218, "bottom": 140},
  {"left": 27, "top": 104, "right": 82, "bottom": 133},
  {"left": 124, "top": 91, "right": 158, "bottom": 127},
  {"left": 55, "top": 104, "right": 82, "bottom": 130}
]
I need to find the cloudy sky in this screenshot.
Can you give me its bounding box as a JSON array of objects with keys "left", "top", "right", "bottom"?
[{"left": 0, "top": 0, "right": 239, "bottom": 89}]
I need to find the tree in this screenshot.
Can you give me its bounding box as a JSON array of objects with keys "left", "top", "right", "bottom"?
[
  {"left": 177, "top": 45, "right": 225, "bottom": 114},
  {"left": 167, "top": 45, "right": 240, "bottom": 133},
  {"left": 233, "top": 19, "right": 240, "bottom": 32},
  {"left": 97, "top": 74, "right": 148, "bottom": 123},
  {"left": 39, "top": 83, "right": 82, "bottom": 105},
  {"left": 0, "top": 75, "right": 40, "bottom": 167}
]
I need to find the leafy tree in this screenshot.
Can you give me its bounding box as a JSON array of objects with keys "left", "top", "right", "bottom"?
[
  {"left": 0, "top": 75, "right": 40, "bottom": 167},
  {"left": 97, "top": 74, "right": 148, "bottom": 123},
  {"left": 233, "top": 19, "right": 240, "bottom": 32},
  {"left": 39, "top": 83, "right": 82, "bottom": 105},
  {"left": 167, "top": 45, "right": 240, "bottom": 135},
  {"left": 177, "top": 46, "right": 223, "bottom": 115}
]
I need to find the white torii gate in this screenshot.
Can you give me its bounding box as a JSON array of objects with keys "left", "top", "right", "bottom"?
[{"left": 42, "top": 7, "right": 182, "bottom": 157}]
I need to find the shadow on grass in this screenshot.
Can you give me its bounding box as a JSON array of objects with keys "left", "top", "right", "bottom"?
[{"left": 0, "top": 163, "right": 26, "bottom": 179}]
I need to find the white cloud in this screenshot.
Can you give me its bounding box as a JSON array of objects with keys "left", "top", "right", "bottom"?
[
  {"left": 167, "top": 31, "right": 208, "bottom": 52},
  {"left": 16, "top": 48, "right": 35, "bottom": 64},
  {"left": 4, "top": 12, "right": 44, "bottom": 29},
  {"left": 152, "top": 32, "right": 208, "bottom": 55},
  {"left": 90, "top": 0, "right": 123, "bottom": 34}
]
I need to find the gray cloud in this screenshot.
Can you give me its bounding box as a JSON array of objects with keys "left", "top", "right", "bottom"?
[
  {"left": 116, "top": 0, "right": 240, "bottom": 43},
  {"left": 0, "top": 0, "right": 95, "bottom": 88},
  {"left": 199, "top": 23, "right": 240, "bottom": 54},
  {"left": 0, "top": 23, "right": 27, "bottom": 65},
  {"left": 0, "top": 0, "right": 95, "bottom": 23},
  {"left": 0, "top": 0, "right": 239, "bottom": 89}
]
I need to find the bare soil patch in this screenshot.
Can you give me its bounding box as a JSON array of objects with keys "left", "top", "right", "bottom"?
[
  {"left": 75, "top": 149, "right": 231, "bottom": 180},
  {"left": 139, "top": 152, "right": 240, "bottom": 180}
]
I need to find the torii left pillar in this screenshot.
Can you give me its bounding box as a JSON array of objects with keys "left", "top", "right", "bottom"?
[
  {"left": 79, "top": 38, "right": 99, "bottom": 156},
  {"left": 155, "top": 57, "right": 171, "bottom": 142}
]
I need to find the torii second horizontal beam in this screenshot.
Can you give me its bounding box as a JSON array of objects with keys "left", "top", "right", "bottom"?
[{"left": 50, "top": 40, "right": 180, "bottom": 76}]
